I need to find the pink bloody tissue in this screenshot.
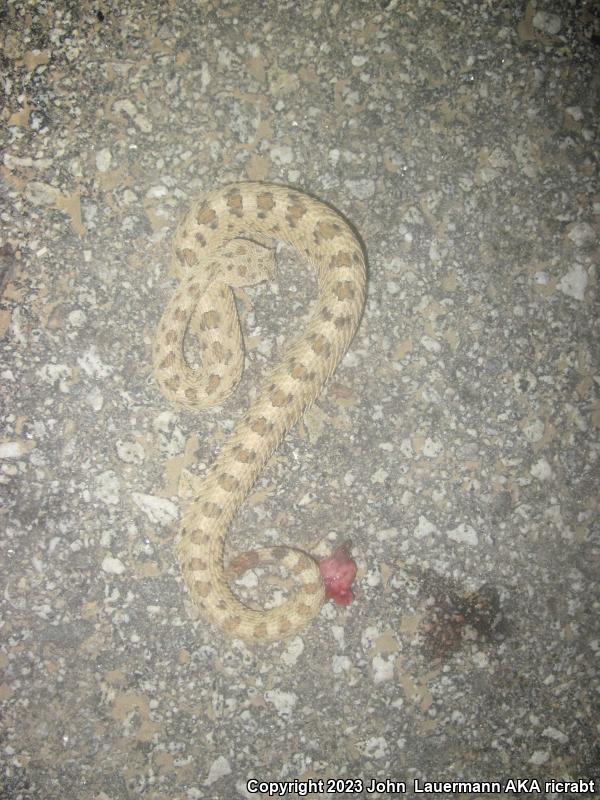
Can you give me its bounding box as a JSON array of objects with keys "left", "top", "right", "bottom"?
[{"left": 318, "top": 545, "right": 357, "bottom": 606}]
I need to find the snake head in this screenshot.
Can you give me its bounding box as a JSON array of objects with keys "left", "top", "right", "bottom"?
[{"left": 319, "top": 543, "right": 357, "bottom": 606}]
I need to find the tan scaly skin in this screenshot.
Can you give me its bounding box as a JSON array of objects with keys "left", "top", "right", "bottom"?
[{"left": 153, "top": 182, "right": 366, "bottom": 641}]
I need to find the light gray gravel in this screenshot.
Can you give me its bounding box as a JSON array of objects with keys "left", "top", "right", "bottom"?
[{"left": 1, "top": 2, "right": 598, "bottom": 799}]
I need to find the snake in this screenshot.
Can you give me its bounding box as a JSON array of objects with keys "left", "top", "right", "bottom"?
[{"left": 152, "top": 182, "right": 366, "bottom": 641}]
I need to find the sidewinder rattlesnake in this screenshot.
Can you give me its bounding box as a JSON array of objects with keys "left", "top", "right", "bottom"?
[{"left": 153, "top": 182, "right": 366, "bottom": 641}]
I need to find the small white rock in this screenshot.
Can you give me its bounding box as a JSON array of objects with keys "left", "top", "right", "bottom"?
[
  {"left": 332, "top": 655, "right": 352, "bottom": 673},
  {"left": 529, "top": 749, "right": 549, "bottom": 765},
  {"left": 95, "top": 148, "right": 112, "bottom": 172},
  {"left": 25, "top": 181, "right": 60, "bottom": 206},
  {"left": 447, "top": 523, "right": 478, "bottom": 546},
  {"left": 131, "top": 492, "right": 179, "bottom": 525},
  {"left": 95, "top": 470, "right": 120, "bottom": 505},
  {"left": 377, "top": 527, "right": 398, "bottom": 542},
  {"left": 522, "top": 419, "right": 545, "bottom": 443},
  {"left": 102, "top": 556, "right": 125, "bottom": 575},
  {"left": 530, "top": 458, "right": 552, "bottom": 480},
  {"left": 361, "top": 626, "right": 381, "bottom": 650},
  {"left": 532, "top": 11, "right": 561, "bottom": 35},
  {"left": 113, "top": 98, "right": 137, "bottom": 118},
  {"left": 372, "top": 654, "right": 394, "bottom": 683},
  {"left": 264, "top": 689, "right": 297, "bottom": 717},
  {"left": 423, "top": 437, "right": 443, "bottom": 458},
  {"left": 399, "top": 439, "right": 414, "bottom": 458},
  {"left": 421, "top": 335, "right": 441, "bottom": 353},
  {"left": 0, "top": 440, "right": 35, "bottom": 458},
  {"left": 134, "top": 112, "right": 152, "bottom": 133},
  {"left": 346, "top": 178, "right": 375, "bottom": 200},
  {"left": 568, "top": 222, "right": 596, "bottom": 248},
  {"left": 204, "top": 756, "right": 231, "bottom": 786},
  {"left": 557, "top": 263, "right": 587, "bottom": 301},
  {"left": 542, "top": 726, "right": 568, "bottom": 744},
  {"left": 370, "top": 467, "right": 389, "bottom": 484},
  {"left": 565, "top": 106, "right": 583, "bottom": 121},
  {"left": 77, "top": 345, "right": 113, "bottom": 378},
  {"left": 415, "top": 516, "right": 437, "bottom": 539},
  {"left": 146, "top": 184, "right": 169, "bottom": 199},
  {"left": 67, "top": 309, "right": 86, "bottom": 327},
  {"left": 115, "top": 440, "right": 145, "bottom": 464},
  {"left": 270, "top": 145, "right": 293, "bottom": 164},
  {"left": 86, "top": 386, "right": 104, "bottom": 412},
  {"left": 360, "top": 735, "right": 388, "bottom": 759},
  {"left": 280, "top": 637, "right": 304, "bottom": 666}
]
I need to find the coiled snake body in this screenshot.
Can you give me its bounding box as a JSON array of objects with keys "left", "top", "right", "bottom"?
[{"left": 153, "top": 183, "right": 366, "bottom": 641}]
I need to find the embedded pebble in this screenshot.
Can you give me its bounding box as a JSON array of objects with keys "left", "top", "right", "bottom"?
[
  {"left": 557, "top": 264, "right": 588, "bottom": 300},
  {"left": 131, "top": 492, "right": 179, "bottom": 525},
  {"left": 24, "top": 181, "right": 60, "bottom": 205},
  {"left": 95, "top": 148, "right": 112, "bottom": 172},
  {"left": 567, "top": 222, "right": 596, "bottom": 248},
  {"left": 204, "top": 756, "right": 232, "bottom": 786},
  {"left": 447, "top": 523, "right": 478, "bottom": 546},
  {"left": 360, "top": 736, "right": 389, "bottom": 759},
  {"left": 0, "top": 440, "right": 35, "bottom": 458},
  {"left": 542, "top": 726, "right": 568, "bottom": 744},
  {"left": 522, "top": 419, "right": 545, "bottom": 443},
  {"left": 264, "top": 690, "right": 297, "bottom": 717},
  {"left": 67, "top": 309, "right": 87, "bottom": 327},
  {"left": 77, "top": 346, "right": 113, "bottom": 378},
  {"left": 532, "top": 12, "right": 562, "bottom": 35},
  {"left": 115, "top": 440, "right": 146, "bottom": 464},
  {"left": 270, "top": 145, "right": 294, "bottom": 164},
  {"left": 346, "top": 178, "right": 376, "bottom": 199},
  {"left": 415, "top": 516, "right": 437, "bottom": 539},
  {"left": 94, "top": 470, "right": 120, "bottom": 505},
  {"left": 101, "top": 556, "right": 126, "bottom": 575},
  {"left": 422, "top": 438, "right": 443, "bottom": 458},
  {"left": 530, "top": 458, "right": 553, "bottom": 480},
  {"left": 372, "top": 654, "right": 394, "bottom": 683},
  {"left": 529, "top": 749, "right": 550, "bottom": 766}
]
